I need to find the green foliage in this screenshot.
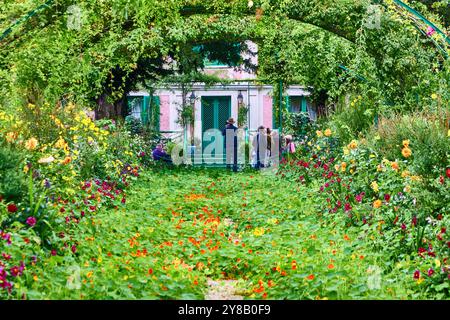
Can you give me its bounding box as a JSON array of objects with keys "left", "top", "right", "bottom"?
[
  {"left": 367, "top": 112, "right": 450, "bottom": 176},
  {"left": 0, "top": 144, "right": 27, "bottom": 203}
]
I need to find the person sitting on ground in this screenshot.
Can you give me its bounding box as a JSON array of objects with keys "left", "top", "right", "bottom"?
[{"left": 152, "top": 143, "right": 172, "bottom": 163}]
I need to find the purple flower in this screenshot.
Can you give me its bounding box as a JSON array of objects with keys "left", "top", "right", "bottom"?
[
  {"left": 71, "top": 245, "right": 77, "bottom": 254},
  {"left": 26, "top": 216, "right": 37, "bottom": 227},
  {"left": 44, "top": 179, "right": 51, "bottom": 189}
]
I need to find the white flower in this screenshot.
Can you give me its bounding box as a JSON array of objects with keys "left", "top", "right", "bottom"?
[{"left": 38, "top": 156, "right": 55, "bottom": 164}]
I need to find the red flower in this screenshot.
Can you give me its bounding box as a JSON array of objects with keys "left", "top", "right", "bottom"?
[
  {"left": 384, "top": 194, "right": 391, "bottom": 202},
  {"left": 413, "top": 270, "right": 420, "bottom": 279},
  {"left": 427, "top": 268, "right": 434, "bottom": 277},
  {"left": 71, "top": 245, "right": 77, "bottom": 254},
  {"left": 412, "top": 216, "right": 417, "bottom": 227},
  {"left": 148, "top": 268, "right": 153, "bottom": 275},
  {"left": 50, "top": 249, "right": 57, "bottom": 256},
  {"left": 446, "top": 168, "right": 450, "bottom": 179},
  {"left": 7, "top": 203, "right": 18, "bottom": 213}
]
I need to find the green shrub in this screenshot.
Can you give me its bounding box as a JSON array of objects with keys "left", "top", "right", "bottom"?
[
  {"left": 367, "top": 112, "right": 449, "bottom": 177},
  {"left": 0, "top": 144, "right": 27, "bottom": 202}
]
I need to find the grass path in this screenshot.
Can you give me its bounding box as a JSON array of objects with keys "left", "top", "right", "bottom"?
[{"left": 31, "top": 169, "right": 417, "bottom": 299}]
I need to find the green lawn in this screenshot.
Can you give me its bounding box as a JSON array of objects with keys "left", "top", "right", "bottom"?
[{"left": 25, "top": 168, "right": 423, "bottom": 299}]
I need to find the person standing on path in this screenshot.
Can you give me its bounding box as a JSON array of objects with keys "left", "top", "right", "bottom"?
[
  {"left": 252, "top": 125, "right": 267, "bottom": 169},
  {"left": 222, "top": 118, "right": 238, "bottom": 172}
]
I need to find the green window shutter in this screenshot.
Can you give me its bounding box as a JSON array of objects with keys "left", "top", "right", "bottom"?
[
  {"left": 286, "top": 96, "right": 291, "bottom": 112},
  {"left": 153, "top": 96, "right": 161, "bottom": 132},
  {"left": 142, "top": 96, "right": 150, "bottom": 125},
  {"left": 301, "top": 97, "right": 308, "bottom": 112}
]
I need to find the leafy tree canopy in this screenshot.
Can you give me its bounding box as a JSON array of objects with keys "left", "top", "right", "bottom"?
[{"left": 0, "top": 0, "right": 448, "bottom": 113}]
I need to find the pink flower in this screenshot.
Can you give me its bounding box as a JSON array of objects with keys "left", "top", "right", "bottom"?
[
  {"left": 344, "top": 203, "right": 352, "bottom": 212},
  {"left": 50, "top": 249, "right": 57, "bottom": 256},
  {"left": 401, "top": 223, "right": 407, "bottom": 230},
  {"left": 26, "top": 216, "right": 37, "bottom": 227},
  {"left": 426, "top": 26, "right": 435, "bottom": 36},
  {"left": 71, "top": 245, "right": 77, "bottom": 254},
  {"left": 427, "top": 268, "right": 434, "bottom": 277}
]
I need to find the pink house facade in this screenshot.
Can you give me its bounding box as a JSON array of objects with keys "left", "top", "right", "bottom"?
[{"left": 127, "top": 42, "right": 316, "bottom": 148}]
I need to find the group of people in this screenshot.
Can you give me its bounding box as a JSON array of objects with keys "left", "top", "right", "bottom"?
[
  {"left": 251, "top": 125, "right": 296, "bottom": 169},
  {"left": 222, "top": 117, "right": 296, "bottom": 171},
  {"left": 151, "top": 117, "right": 297, "bottom": 170}
]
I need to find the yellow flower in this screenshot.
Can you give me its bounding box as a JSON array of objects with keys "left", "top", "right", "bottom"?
[
  {"left": 347, "top": 140, "right": 358, "bottom": 150},
  {"left": 431, "top": 93, "right": 438, "bottom": 100},
  {"left": 371, "top": 181, "right": 379, "bottom": 192},
  {"left": 334, "top": 164, "right": 340, "bottom": 171},
  {"left": 87, "top": 272, "right": 93, "bottom": 278},
  {"left": 25, "top": 137, "right": 38, "bottom": 150},
  {"left": 23, "top": 164, "right": 29, "bottom": 173},
  {"left": 33, "top": 275, "right": 38, "bottom": 281},
  {"left": 401, "top": 147, "right": 412, "bottom": 158},
  {"left": 253, "top": 227, "right": 265, "bottom": 237},
  {"left": 401, "top": 170, "right": 410, "bottom": 178},
  {"left": 417, "top": 277, "right": 424, "bottom": 285},
  {"left": 402, "top": 140, "right": 410, "bottom": 148},
  {"left": 435, "top": 259, "right": 441, "bottom": 268},
  {"left": 341, "top": 162, "right": 347, "bottom": 172},
  {"left": 373, "top": 200, "right": 382, "bottom": 209},
  {"left": 343, "top": 147, "right": 349, "bottom": 155},
  {"left": 316, "top": 130, "right": 323, "bottom": 137},
  {"left": 54, "top": 137, "right": 67, "bottom": 149},
  {"left": 324, "top": 129, "right": 332, "bottom": 137},
  {"left": 404, "top": 185, "right": 411, "bottom": 193}
]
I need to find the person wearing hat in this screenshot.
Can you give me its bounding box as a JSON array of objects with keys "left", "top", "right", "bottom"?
[{"left": 222, "top": 117, "right": 238, "bottom": 172}]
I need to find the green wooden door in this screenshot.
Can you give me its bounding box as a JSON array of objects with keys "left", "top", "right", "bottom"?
[{"left": 201, "top": 96, "right": 231, "bottom": 160}]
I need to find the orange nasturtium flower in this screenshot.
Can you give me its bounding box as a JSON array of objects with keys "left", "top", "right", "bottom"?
[
  {"left": 391, "top": 162, "right": 399, "bottom": 171},
  {"left": 373, "top": 200, "right": 382, "bottom": 209},
  {"left": 62, "top": 156, "right": 72, "bottom": 165},
  {"left": 327, "top": 263, "right": 335, "bottom": 270},
  {"left": 402, "top": 147, "right": 412, "bottom": 158},
  {"left": 307, "top": 274, "right": 315, "bottom": 280},
  {"left": 347, "top": 140, "right": 358, "bottom": 150}
]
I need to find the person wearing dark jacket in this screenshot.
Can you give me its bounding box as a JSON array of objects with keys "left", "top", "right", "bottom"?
[
  {"left": 222, "top": 118, "right": 238, "bottom": 172},
  {"left": 152, "top": 144, "right": 172, "bottom": 163}
]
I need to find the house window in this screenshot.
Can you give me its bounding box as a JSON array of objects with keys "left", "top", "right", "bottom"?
[
  {"left": 126, "top": 96, "right": 160, "bottom": 129},
  {"left": 288, "top": 96, "right": 307, "bottom": 113}
]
